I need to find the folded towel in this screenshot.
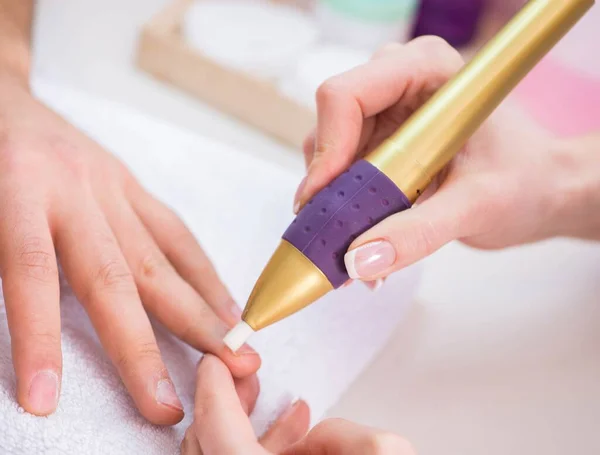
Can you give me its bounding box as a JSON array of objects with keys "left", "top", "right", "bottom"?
[{"left": 0, "top": 80, "right": 421, "bottom": 454}]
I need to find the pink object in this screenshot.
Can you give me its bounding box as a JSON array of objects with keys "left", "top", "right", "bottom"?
[
  {"left": 344, "top": 240, "right": 396, "bottom": 279},
  {"left": 512, "top": 5, "right": 600, "bottom": 137},
  {"left": 514, "top": 58, "right": 600, "bottom": 137}
]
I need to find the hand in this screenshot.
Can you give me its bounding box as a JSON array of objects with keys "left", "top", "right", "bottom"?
[
  {"left": 294, "top": 36, "right": 598, "bottom": 283},
  {"left": 182, "top": 355, "right": 415, "bottom": 455},
  {"left": 0, "top": 75, "right": 260, "bottom": 423}
]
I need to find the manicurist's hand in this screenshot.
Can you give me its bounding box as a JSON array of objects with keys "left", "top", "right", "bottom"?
[
  {"left": 182, "top": 355, "right": 415, "bottom": 455},
  {"left": 0, "top": 73, "right": 260, "bottom": 423},
  {"left": 295, "top": 36, "right": 600, "bottom": 285}
]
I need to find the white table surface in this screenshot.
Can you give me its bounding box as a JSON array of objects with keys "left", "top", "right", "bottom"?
[{"left": 32, "top": 1, "right": 600, "bottom": 454}]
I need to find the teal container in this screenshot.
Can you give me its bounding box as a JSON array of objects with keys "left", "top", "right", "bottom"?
[
  {"left": 316, "top": 0, "right": 419, "bottom": 50},
  {"left": 319, "top": 0, "right": 419, "bottom": 23}
]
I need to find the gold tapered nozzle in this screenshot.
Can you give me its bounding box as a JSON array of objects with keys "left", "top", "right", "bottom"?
[{"left": 241, "top": 240, "right": 334, "bottom": 331}]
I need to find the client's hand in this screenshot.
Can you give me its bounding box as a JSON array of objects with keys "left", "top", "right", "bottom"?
[
  {"left": 295, "top": 36, "right": 599, "bottom": 284},
  {"left": 182, "top": 355, "right": 415, "bottom": 455},
  {"left": 0, "top": 74, "right": 260, "bottom": 424}
]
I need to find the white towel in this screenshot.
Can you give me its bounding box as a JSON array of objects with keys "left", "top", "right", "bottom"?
[{"left": 0, "top": 80, "right": 421, "bottom": 454}]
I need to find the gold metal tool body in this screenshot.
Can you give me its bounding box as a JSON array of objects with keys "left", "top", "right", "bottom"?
[{"left": 368, "top": 0, "right": 595, "bottom": 201}]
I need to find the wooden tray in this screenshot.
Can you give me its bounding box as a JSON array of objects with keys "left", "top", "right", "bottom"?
[{"left": 135, "top": 0, "right": 316, "bottom": 149}]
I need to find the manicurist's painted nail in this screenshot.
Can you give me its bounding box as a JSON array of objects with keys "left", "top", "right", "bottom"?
[
  {"left": 293, "top": 176, "right": 308, "bottom": 214},
  {"left": 28, "top": 370, "right": 59, "bottom": 415},
  {"left": 344, "top": 240, "right": 396, "bottom": 280},
  {"left": 156, "top": 379, "right": 183, "bottom": 411}
]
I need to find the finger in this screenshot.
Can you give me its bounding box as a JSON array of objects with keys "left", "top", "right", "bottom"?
[
  {"left": 0, "top": 197, "right": 61, "bottom": 416},
  {"left": 371, "top": 42, "right": 405, "bottom": 60},
  {"left": 283, "top": 418, "right": 416, "bottom": 455},
  {"left": 344, "top": 180, "right": 481, "bottom": 281},
  {"left": 302, "top": 129, "right": 316, "bottom": 169},
  {"left": 300, "top": 41, "right": 404, "bottom": 171},
  {"left": 193, "top": 355, "right": 264, "bottom": 455},
  {"left": 259, "top": 400, "right": 310, "bottom": 453},
  {"left": 55, "top": 199, "right": 183, "bottom": 425},
  {"left": 129, "top": 185, "right": 240, "bottom": 327},
  {"left": 181, "top": 369, "right": 259, "bottom": 455},
  {"left": 300, "top": 117, "right": 375, "bottom": 181},
  {"left": 234, "top": 373, "right": 260, "bottom": 416},
  {"left": 181, "top": 426, "right": 203, "bottom": 455},
  {"left": 105, "top": 198, "right": 260, "bottom": 378},
  {"left": 296, "top": 36, "right": 463, "bottom": 208}
]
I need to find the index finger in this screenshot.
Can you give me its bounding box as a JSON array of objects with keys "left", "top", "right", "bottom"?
[
  {"left": 298, "top": 36, "right": 463, "bottom": 208},
  {"left": 193, "top": 355, "right": 263, "bottom": 455}
]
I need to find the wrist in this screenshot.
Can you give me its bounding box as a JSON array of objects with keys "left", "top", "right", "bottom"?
[{"left": 548, "top": 134, "right": 600, "bottom": 240}]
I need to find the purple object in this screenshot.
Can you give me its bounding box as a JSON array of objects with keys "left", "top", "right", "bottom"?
[
  {"left": 283, "top": 160, "right": 411, "bottom": 288},
  {"left": 413, "top": 0, "right": 486, "bottom": 47}
]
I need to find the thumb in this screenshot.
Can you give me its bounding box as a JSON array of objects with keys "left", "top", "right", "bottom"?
[{"left": 344, "top": 183, "right": 476, "bottom": 280}]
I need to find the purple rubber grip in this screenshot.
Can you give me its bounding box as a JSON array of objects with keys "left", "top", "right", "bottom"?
[{"left": 283, "top": 160, "right": 411, "bottom": 288}]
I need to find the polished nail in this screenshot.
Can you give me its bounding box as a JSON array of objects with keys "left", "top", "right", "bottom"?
[
  {"left": 344, "top": 240, "right": 396, "bottom": 279},
  {"left": 28, "top": 370, "right": 59, "bottom": 415},
  {"left": 293, "top": 176, "right": 308, "bottom": 214},
  {"left": 156, "top": 379, "right": 183, "bottom": 411}
]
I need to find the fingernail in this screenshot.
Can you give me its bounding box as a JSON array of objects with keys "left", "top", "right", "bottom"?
[
  {"left": 293, "top": 176, "right": 308, "bottom": 214},
  {"left": 28, "top": 370, "right": 59, "bottom": 415},
  {"left": 366, "top": 278, "right": 384, "bottom": 292},
  {"left": 279, "top": 397, "right": 302, "bottom": 420},
  {"left": 344, "top": 240, "right": 396, "bottom": 279},
  {"left": 229, "top": 301, "right": 243, "bottom": 321},
  {"left": 236, "top": 343, "right": 260, "bottom": 357},
  {"left": 156, "top": 379, "right": 183, "bottom": 411}
]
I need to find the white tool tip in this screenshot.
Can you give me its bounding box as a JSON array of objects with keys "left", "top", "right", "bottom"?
[{"left": 224, "top": 321, "right": 255, "bottom": 352}]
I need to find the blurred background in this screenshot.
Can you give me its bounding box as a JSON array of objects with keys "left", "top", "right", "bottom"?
[{"left": 32, "top": 1, "right": 600, "bottom": 454}]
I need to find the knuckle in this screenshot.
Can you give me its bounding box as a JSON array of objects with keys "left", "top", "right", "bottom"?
[
  {"left": 137, "top": 249, "right": 168, "bottom": 280},
  {"left": 412, "top": 35, "right": 464, "bottom": 72},
  {"left": 373, "top": 42, "right": 403, "bottom": 59},
  {"left": 26, "top": 330, "right": 62, "bottom": 350},
  {"left": 417, "top": 220, "right": 441, "bottom": 257},
  {"left": 114, "top": 340, "right": 161, "bottom": 373},
  {"left": 94, "top": 259, "right": 134, "bottom": 291},
  {"left": 365, "top": 433, "right": 414, "bottom": 454},
  {"left": 388, "top": 214, "right": 441, "bottom": 263},
  {"left": 13, "top": 237, "right": 58, "bottom": 284},
  {"left": 316, "top": 78, "right": 344, "bottom": 105}
]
